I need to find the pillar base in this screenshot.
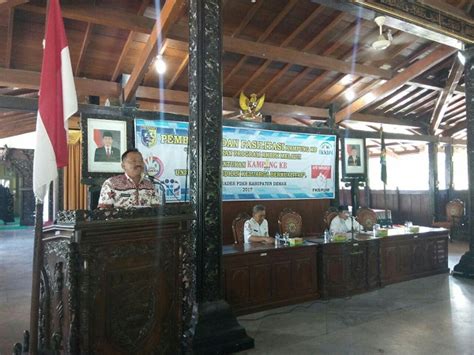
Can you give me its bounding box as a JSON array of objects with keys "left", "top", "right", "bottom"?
[
  {"left": 452, "top": 250, "right": 474, "bottom": 279},
  {"left": 192, "top": 300, "right": 254, "bottom": 354}
]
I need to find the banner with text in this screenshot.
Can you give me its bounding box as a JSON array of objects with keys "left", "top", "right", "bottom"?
[{"left": 135, "top": 119, "right": 336, "bottom": 202}]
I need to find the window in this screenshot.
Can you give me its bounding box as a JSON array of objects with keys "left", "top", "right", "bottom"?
[
  {"left": 453, "top": 147, "right": 468, "bottom": 190},
  {"left": 368, "top": 146, "right": 429, "bottom": 190},
  {"left": 437, "top": 151, "right": 446, "bottom": 190}
]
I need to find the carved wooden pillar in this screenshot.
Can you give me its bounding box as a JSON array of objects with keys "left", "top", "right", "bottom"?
[
  {"left": 188, "top": 0, "right": 254, "bottom": 352},
  {"left": 428, "top": 142, "right": 439, "bottom": 220},
  {"left": 453, "top": 46, "right": 474, "bottom": 278}
]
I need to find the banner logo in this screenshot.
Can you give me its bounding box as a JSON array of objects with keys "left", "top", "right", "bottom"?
[
  {"left": 140, "top": 127, "right": 157, "bottom": 148},
  {"left": 145, "top": 156, "right": 164, "bottom": 178},
  {"left": 318, "top": 142, "right": 333, "bottom": 156}
]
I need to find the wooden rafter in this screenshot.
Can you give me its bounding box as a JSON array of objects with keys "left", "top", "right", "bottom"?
[
  {"left": 255, "top": 12, "right": 345, "bottom": 97},
  {"left": 282, "top": 20, "right": 361, "bottom": 104},
  {"left": 0, "top": 0, "right": 27, "bottom": 11},
  {"left": 230, "top": 0, "right": 300, "bottom": 94},
  {"left": 5, "top": 8, "right": 14, "bottom": 69},
  {"left": 123, "top": 0, "right": 185, "bottom": 102},
  {"left": 335, "top": 45, "right": 456, "bottom": 123},
  {"left": 384, "top": 88, "right": 429, "bottom": 114},
  {"left": 296, "top": 26, "right": 385, "bottom": 106},
  {"left": 429, "top": 58, "right": 464, "bottom": 134},
  {"left": 167, "top": 53, "right": 189, "bottom": 89},
  {"left": 18, "top": 3, "right": 154, "bottom": 33},
  {"left": 0, "top": 70, "right": 329, "bottom": 120},
  {"left": 396, "top": 91, "right": 440, "bottom": 115},
  {"left": 229, "top": 0, "right": 264, "bottom": 38},
  {"left": 350, "top": 113, "right": 425, "bottom": 129},
  {"left": 224, "top": 36, "right": 391, "bottom": 81},
  {"left": 111, "top": 0, "right": 151, "bottom": 82},
  {"left": 442, "top": 120, "right": 467, "bottom": 137},
  {"left": 305, "top": 28, "right": 418, "bottom": 108},
  {"left": 75, "top": 23, "right": 93, "bottom": 77}
]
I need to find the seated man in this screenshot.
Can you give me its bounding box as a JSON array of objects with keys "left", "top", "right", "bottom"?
[
  {"left": 329, "top": 205, "right": 362, "bottom": 234},
  {"left": 98, "top": 148, "right": 160, "bottom": 209},
  {"left": 243, "top": 205, "right": 275, "bottom": 244}
]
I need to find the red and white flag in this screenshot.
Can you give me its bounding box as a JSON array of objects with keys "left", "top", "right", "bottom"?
[{"left": 33, "top": 0, "right": 77, "bottom": 202}]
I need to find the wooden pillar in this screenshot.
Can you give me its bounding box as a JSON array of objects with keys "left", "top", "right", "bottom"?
[
  {"left": 453, "top": 46, "right": 474, "bottom": 278},
  {"left": 445, "top": 143, "right": 454, "bottom": 201},
  {"left": 428, "top": 142, "right": 439, "bottom": 221},
  {"left": 329, "top": 104, "right": 339, "bottom": 207},
  {"left": 188, "top": 0, "right": 254, "bottom": 352}
]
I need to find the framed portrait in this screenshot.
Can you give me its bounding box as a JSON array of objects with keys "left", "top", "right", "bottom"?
[
  {"left": 341, "top": 137, "right": 367, "bottom": 180},
  {"left": 81, "top": 114, "right": 133, "bottom": 179}
]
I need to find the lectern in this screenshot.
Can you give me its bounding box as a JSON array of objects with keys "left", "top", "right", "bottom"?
[{"left": 35, "top": 207, "right": 193, "bottom": 354}]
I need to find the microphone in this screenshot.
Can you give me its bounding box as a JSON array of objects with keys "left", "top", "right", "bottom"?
[
  {"left": 146, "top": 173, "right": 166, "bottom": 205},
  {"left": 147, "top": 174, "right": 183, "bottom": 204}
]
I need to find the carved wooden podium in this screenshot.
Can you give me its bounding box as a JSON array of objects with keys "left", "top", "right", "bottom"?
[{"left": 35, "top": 207, "right": 193, "bottom": 354}]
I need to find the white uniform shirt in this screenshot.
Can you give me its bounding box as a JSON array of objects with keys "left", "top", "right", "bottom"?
[
  {"left": 243, "top": 218, "right": 269, "bottom": 243},
  {"left": 329, "top": 215, "right": 362, "bottom": 234}
]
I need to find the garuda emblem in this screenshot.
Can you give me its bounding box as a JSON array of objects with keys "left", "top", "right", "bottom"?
[{"left": 239, "top": 92, "right": 265, "bottom": 121}]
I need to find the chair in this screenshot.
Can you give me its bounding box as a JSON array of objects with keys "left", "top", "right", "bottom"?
[
  {"left": 232, "top": 213, "right": 251, "bottom": 244},
  {"left": 432, "top": 199, "right": 465, "bottom": 240},
  {"left": 278, "top": 209, "right": 303, "bottom": 237},
  {"left": 324, "top": 207, "right": 339, "bottom": 230},
  {"left": 356, "top": 207, "right": 377, "bottom": 231}
]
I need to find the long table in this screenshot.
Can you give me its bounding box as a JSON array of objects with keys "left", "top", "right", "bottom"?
[{"left": 222, "top": 227, "right": 449, "bottom": 315}]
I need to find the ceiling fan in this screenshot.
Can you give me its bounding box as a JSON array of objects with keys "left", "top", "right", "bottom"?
[{"left": 372, "top": 16, "right": 393, "bottom": 50}]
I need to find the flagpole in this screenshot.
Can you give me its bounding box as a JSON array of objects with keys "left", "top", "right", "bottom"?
[{"left": 29, "top": 202, "right": 43, "bottom": 354}]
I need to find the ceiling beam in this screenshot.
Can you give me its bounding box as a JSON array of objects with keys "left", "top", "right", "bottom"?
[
  {"left": 335, "top": 45, "right": 456, "bottom": 123},
  {"left": 111, "top": 0, "right": 151, "bottom": 82},
  {"left": 0, "top": 68, "right": 121, "bottom": 97},
  {"left": 429, "top": 58, "right": 465, "bottom": 134},
  {"left": 123, "top": 0, "right": 185, "bottom": 102},
  {"left": 75, "top": 23, "right": 93, "bottom": 77},
  {"left": 0, "top": 0, "right": 27, "bottom": 11},
  {"left": 350, "top": 113, "right": 426, "bottom": 129},
  {"left": 223, "top": 36, "right": 392, "bottom": 80},
  {"left": 18, "top": 3, "right": 154, "bottom": 33},
  {"left": 0, "top": 95, "right": 467, "bottom": 145}
]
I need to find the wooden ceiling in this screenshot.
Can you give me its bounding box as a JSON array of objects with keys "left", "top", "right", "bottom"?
[{"left": 0, "top": 0, "right": 471, "bottom": 154}]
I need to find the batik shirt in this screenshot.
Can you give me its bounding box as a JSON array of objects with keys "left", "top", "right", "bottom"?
[{"left": 97, "top": 174, "right": 160, "bottom": 209}]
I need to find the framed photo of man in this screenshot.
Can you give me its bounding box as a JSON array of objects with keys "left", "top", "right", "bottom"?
[
  {"left": 341, "top": 137, "right": 367, "bottom": 180},
  {"left": 81, "top": 114, "right": 132, "bottom": 179}
]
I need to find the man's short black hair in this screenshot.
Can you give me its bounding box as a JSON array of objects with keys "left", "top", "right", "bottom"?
[
  {"left": 338, "top": 205, "right": 349, "bottom": 212},
  {"left": 252, "top": 204, "right": 266, "bottom": 214},
  {"left": 121, "top": 148, "right": 140, "bottom": 162},
  {"left": 102, "top": 131, "right": 113, "bottom": 138}
]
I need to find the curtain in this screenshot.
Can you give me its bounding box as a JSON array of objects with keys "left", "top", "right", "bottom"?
[{"left": 63, "top": 131, "right": 88, "bottom": 210}]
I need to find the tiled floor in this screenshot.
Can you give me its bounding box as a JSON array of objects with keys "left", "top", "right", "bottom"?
[
  {"left": 0, "top": 228, "right": 34, "bottom": 355},
  {"left": 0, "top": 229, "right": 472, "bottom": 354}
]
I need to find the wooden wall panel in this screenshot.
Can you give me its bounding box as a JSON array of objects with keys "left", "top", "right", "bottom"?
[{"left": 222, "top": 199, "right": 330, "bottom": 245}]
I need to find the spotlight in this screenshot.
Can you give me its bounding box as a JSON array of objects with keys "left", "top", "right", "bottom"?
[{"left": 155, "top": 55, "right": 167, "bottom": 74}]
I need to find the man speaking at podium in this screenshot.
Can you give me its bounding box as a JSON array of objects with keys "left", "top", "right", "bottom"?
[{"left": 98, "top": 148, "right": 160, "bottom": 208}]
